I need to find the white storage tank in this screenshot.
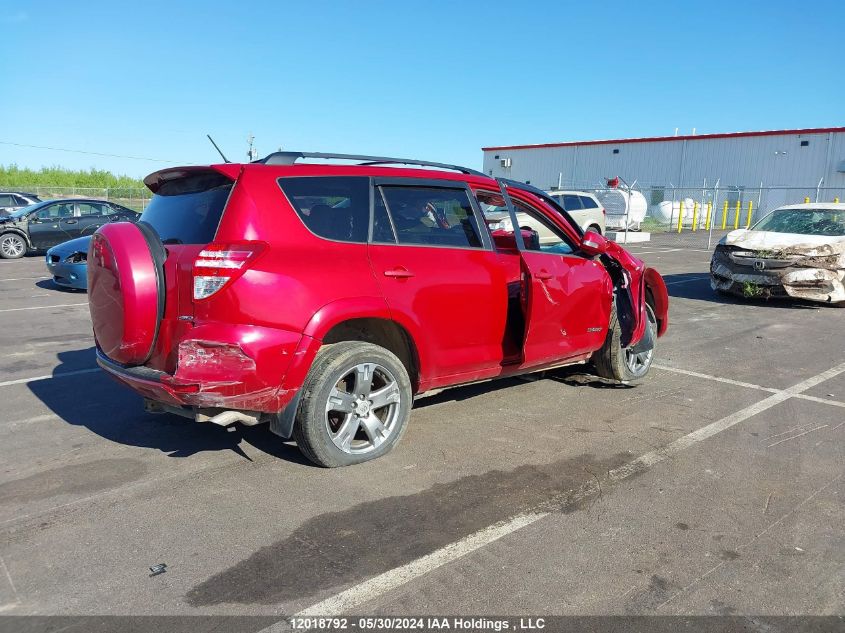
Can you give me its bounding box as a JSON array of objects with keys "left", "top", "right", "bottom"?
[
  {"left": 597, "top": 188, "right": 648, "bottom": 230},
  {"left": 650, "top": 198, "right": 698, "bottom": 225}
]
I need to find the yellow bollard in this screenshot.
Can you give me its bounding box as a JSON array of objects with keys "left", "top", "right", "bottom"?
[
  {"left": 835, "top": 197, "right": 840, "bottom": 203},
  {"left": 677, "top": 200, "right": 684, "bottom": 233},
  {"left": 745, "top": 200, "right": 754, "bottom": 228},
  {"left": 733, "top": 200, "right": 741, "bottom": 229},
  {"left": 692, "top": 202, "right": 699, "bottom": 231},
  {"left": 705, "top": 201, "right": 713, "bottom": 230},
  {"left": 721, "top": 201, "right": 728, "bottom": 230},
  {"left": 804, "top": 196, "right": 810, "bottom": 203}
]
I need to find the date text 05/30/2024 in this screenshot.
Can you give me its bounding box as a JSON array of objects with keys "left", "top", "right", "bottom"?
[{"left": 289, "top": 617, "right": 547, "bottom": 630}]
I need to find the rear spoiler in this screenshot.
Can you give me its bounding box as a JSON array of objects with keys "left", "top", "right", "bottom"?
[{"left": 143, "top": 164, "right": 242, "bottom": 194}]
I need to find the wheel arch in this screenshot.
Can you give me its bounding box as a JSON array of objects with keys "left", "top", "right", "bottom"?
[
  {"left": 0, "top": 228, "right": 32, "bottom": 249},
  {"left": 302, "top": 298, "right": 426, "bottom": 393},
  {"left": 322, "top": 317, "right": 421, "bottom": 392}
]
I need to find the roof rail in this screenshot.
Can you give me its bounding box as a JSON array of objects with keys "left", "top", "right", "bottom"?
[{"left": 255, "top": 151, "right": 487, "bottom": 178}]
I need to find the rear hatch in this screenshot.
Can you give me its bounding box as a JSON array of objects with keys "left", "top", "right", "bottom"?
[{"left": 88, "top": 166, "right": 239, "bottom": 373}]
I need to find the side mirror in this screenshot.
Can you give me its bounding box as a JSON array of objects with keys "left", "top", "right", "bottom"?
[{"left": 580, "top": 230, "right": 608, "bottom": 256}]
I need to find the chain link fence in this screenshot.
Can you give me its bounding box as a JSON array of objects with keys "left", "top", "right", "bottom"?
[
  {"left": 568, "top": 184, "right": 845, "bottom": 249},
  {"left": 11, "top": 185, "right": 152, "bottom": 213}
]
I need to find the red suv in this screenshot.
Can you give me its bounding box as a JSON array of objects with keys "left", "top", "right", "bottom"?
[{"left": 87, "top": 152, "right": 668, "bottom": 467}]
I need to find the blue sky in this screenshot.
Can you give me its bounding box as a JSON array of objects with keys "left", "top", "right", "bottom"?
[{"left": 1, "top": 0, "right": 843, "bottom": 178}]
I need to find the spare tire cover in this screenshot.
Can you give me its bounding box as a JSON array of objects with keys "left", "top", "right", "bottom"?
[{"left": 88, "top": 222, "right": 165, "bottom": 366}]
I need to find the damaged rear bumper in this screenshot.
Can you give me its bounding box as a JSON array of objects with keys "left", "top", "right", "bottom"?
[
  {"left": 710, "top": 247, "right": 845, "bottom": 304},
  {"left": 96, "top": 347, "right": 295, "bottom": 414},
  {"left": 96, "top": 325, "right": 320, "bottom": 415}
]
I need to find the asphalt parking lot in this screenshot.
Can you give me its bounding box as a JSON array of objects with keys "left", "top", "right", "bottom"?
[{"left": 0, "top": 244, "right": 843, "bottom": 622}]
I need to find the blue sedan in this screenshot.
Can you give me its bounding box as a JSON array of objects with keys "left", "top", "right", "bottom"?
[{"left": 46, "top": 235, "right": 91, "bottom": 290}]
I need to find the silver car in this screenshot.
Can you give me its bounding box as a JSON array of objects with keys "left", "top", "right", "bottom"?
[{"left": 0, "top": 192, "right": 41, "bottom": 217}]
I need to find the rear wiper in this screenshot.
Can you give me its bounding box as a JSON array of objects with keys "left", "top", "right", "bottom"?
[{"left": 162, "top": 238, "right": 183, "bottom": 245}]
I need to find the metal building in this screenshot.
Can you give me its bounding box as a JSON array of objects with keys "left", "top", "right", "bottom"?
[{"left": 482, "top": 127, "right": 845, "bottom": 209}]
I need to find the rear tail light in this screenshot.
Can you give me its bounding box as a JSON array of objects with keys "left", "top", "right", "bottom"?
[
  {"left": 601, "top": 207, "right": 607, "bottom": 217},
  {"left": 193, "top": 242, "right": 266, "bottom": 300}
]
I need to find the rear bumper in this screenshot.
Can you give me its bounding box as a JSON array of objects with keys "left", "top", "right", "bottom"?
[{"left": 96, "top": 326, "right": 320, "bottom": 413}]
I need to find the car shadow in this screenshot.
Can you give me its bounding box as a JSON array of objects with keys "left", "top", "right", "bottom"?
[
  {"left": 28, "top": 347, "right": 311, "bottom": 465},
  {"left": 35, "top": 279, "right": 85, "bottom": 293},
  {"left": 661, "top": 272, "right": 823, "bottom": 309}
]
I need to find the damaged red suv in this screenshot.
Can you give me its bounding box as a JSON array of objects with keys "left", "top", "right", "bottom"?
[{"left": 88, "top": 152, "right": 668, "bottom": 467}]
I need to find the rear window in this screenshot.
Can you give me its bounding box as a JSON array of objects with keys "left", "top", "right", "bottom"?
[
  {"left": 140, "top": 172, "right": 232, "bottom": 244},
  {"left": 278, "top": 176, "right": 370, "bottom": 243}
]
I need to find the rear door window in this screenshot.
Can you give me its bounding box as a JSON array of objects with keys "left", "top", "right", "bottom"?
[
  {"left": 380, "top": 186, "right": 483, "bottom": 248},
  {"left": 78, "top": 203, "right": 107, "bottom": 216},
  {"left": 141, "top": 172, "right": 233, "bottom": 244},
  {"left": 562, "top": 194, "right": 583, "bottom": 212},
  {"left": 278, "top": 176, "right": 370, "bottom": 243}
]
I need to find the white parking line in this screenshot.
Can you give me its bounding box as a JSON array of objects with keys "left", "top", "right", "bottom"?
[
  {"left": 0, "top": 368, "right": 99, "bottom": 388},
  {"left": 625, "top": 246, "right": 714, "bottom": 253},
  {"left": 0, "top": 303, "right": 87, "bottom": 313},
  {"left": 654, "top": 364, "right": 845, "bottom": 409},
  {"left": 0, "top": 276, "right": 49, "bottom": 282},
  {"left": 663, "top": 275, "right": 711, "bottom": 286},
  {"left": 653, "top": 364, "right": 778, "bottom": 393},
  {"left": 1, "top": 413, "right": 59, "bottom": 427},
  {"left": 294, "top": 360, "right": 845, "bottom": 617}
]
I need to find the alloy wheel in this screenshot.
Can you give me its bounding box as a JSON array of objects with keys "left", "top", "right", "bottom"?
[
  {"left": 624, "top": 304, "right": 657, "bottom": 378},
  {"left": 324, "top": 362, "right": 402, "bottom": 454},
  {"left": 0, "top": 235, "right": 24, "bottom": 258}
]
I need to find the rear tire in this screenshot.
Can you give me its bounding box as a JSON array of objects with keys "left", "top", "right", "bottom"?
[
  {"left": 593, "top": 300, "right": 657, "bottom": 383},
  {"left": 587, "top": 224, "right": 602, "bottom": 235},
  {"left": 293, "top": 341, "right": 412, "bottom": 467},
  {"left": 0, "top": 233, "right": 26, "bottom": 259}
]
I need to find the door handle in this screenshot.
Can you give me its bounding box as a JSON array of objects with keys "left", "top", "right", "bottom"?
[
  {"left": 535, "top": 270, "right": 553, "bottom": 280},
  {"left": 63, "top": 219, "right": 78, "bottom": 224},
  {"left": 384, "top": 267, "right": 414, "bottom": 279}
]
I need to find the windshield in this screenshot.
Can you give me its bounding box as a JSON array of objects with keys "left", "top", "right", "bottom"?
[
  {"left": 752, "top": 208, "right": 845, "bottom": 236},
  {"left": 8, "top": 202, "right": 45, "bottom": 219}
]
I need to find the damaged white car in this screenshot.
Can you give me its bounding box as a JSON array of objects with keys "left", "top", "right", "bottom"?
[{"left": 711, "top": 203, "right": 845, "bottom": 305}]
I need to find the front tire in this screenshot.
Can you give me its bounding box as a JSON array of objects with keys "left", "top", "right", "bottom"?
[
  {"left": 293, "top": 341, "right": 412, "bottom": 467},
  {"left": 0, "top": 233, "right": 26, "bottom": 259},
  {"left": 593, "top": 301, "right": 657, "bottom": 382}
]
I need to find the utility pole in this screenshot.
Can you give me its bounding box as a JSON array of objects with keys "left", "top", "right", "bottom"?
[{"left": 246, "top": 134, "right": 258, "bottom": 162}]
